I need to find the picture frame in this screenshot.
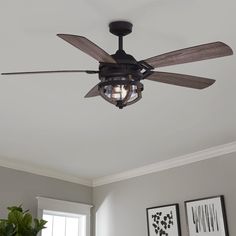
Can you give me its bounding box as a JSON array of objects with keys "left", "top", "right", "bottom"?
[
  {"left": 185, "top": 195, "right": 229, "bottom": 236},
  {"left": 146, "top": 203, "right": 181, "bottom": 236}
]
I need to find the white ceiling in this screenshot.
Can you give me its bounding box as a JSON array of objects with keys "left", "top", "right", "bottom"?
[{"left": 0, "top": 0, "right": 235, "bottom": 183}]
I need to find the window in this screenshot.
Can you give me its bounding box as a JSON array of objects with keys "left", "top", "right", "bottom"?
[
  {"left": 37, "top": 197, "right": 92, "bottom": 236},
  {"left": 42, "top": 210, "right": 85, "bottom": 236}
]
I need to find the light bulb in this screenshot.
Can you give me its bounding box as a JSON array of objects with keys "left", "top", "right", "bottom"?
[{"left": 111, "top": 85, "right": 128, "bottom": 100}]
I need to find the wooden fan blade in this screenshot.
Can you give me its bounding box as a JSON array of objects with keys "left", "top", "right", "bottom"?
[
  {"left": 1, "top": 70, "right": 98, "bottom": 75},
  {"left": 143, "top": 42, "right": 233, "bottom": 68},
  {"left": 57, "top": 34, "right": 116, "bottom": 64},
  {"left": 84, "top": 84, "right": 100, "bottom": 98},
  {"left": 145, "top": 72, "right": 215, "bottom": 89}
]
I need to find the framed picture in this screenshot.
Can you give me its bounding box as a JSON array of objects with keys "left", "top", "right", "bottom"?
[
  {"left": 146, "top": 203, "right": 181, "bottom": 236},
  {"left": 185, "top": 195, "right": 229, "bottom": 236}
]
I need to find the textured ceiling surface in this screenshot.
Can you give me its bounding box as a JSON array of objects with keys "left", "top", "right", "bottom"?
[{"left": 0, "top": 0, "right": 235, "bottom": 181}]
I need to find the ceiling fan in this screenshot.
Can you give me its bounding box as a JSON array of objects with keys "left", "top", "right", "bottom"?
[{"left": 2, "top": 21, "right": 233, "bottom": 109}]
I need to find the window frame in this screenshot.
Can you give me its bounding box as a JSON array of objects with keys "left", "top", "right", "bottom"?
[{"left": 37, "top": 197, "right": 93, "bottom": 236}]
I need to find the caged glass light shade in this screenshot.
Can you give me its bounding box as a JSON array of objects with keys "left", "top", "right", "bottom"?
[{"left": 99, "top": 76, "right": 143, "bottom": 109}]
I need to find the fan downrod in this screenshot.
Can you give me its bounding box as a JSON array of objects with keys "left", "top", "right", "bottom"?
[{"left": 109, "top": 21, "right": 133, "bottom": 51}]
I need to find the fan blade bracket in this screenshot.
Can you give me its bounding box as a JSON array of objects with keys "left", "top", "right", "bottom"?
[
  {"left": 141, "top": 70, "right": 154, "bottom": 80},
  {"left": 138, "top": 60, "right": 154, "bottom": 70},
  {"left": 85, "top": 70, "right": 99, "bottom": 74},
  {"left": 137, "top": 61, "right": 154, "bottom": 80}
]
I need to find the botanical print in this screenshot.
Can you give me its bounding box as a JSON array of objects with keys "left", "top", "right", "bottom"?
[
  {"left": 147, "top": 204, "right": 181, "bottom": 236},
  {"left": 151, "top": 210, "right": 174, "bottom": 236}
]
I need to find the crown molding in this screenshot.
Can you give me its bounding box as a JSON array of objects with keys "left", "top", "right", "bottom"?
[
  {"left": 0, "top": 156, "right": 92, "bottom": 187},
  {"left": 92, "top": 141, "right": 236, "bottom": 187},
  {"left": 1, "top": 141, "right": 236, "bottom": 188}
]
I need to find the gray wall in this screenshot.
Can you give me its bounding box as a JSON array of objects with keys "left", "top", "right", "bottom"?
[
  {"left": 0, "top": 166, "right": 92, "bottom": 218},
  {"left": 1, "top": 154, "right": 235, "bottom": 236},
  {"left": 93, "top": 154, "right": 236, "bottom": 236}
]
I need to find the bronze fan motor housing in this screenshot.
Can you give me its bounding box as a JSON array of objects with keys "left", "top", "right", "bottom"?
[{"left": 2, "top": 21, "right": 233, "bottom": 109}]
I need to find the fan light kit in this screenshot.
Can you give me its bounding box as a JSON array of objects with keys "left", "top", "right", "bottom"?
[{"left": 2, "top": 21, "right": 233, "bottom": 109}]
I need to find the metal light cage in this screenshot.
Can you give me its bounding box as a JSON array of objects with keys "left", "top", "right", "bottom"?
[{"left": 99, "top": 76, "right": 143, "bottom": 109}]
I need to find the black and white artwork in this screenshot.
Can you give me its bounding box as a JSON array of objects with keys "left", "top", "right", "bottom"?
[
  {"left": 185, "top": 196, "right": 229, "bottom": 236},
  {"left": 146, "top": 204, "right": 181, "bottom": 236}
]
